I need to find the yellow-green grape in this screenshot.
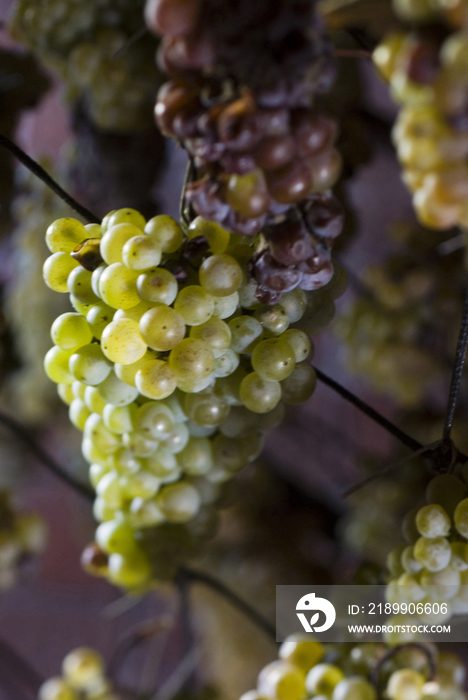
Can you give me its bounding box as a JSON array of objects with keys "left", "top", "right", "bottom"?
[
  {"left": 123, "top": 431, "right": 160, "bottom": 458},
  {"left": 84, "top": 223, "right": 103, "bottom": 238},
  {"left": 145, "top": 215, "right": 183, "bottom": 253},
  {"left": 450, "top": 542, "right": 468, "bottom": 571},
  {"left": 281, "top": 363, "right": 317, "bottom": 404},
  {"left": 136, "top": 267, "right": 178, "bottom": 304},
  {"left": 164, "top": 422, "right": 190, "bottom": 453},
  {"left": 178, "top": 437, "right": 213, "bottom": 475},
  {"left": 229, "top": 315, "right": 263, "bottom": 353},
  {"left": 188, "top": 216, "right": 230, "bottom": 253},
  {"left": 38, "top": 677, "right": 79, "bottom": 700},
  {"left": 401, "top": 546, "right": 422, "bottom": 574},
  {"left": 386, "top": 670, "right": 425, "bottom": 700},
  {"left": 280, "top": 289, "right": 307, "bottom": 323},
  {"left": 43, "top": 253, "right": 79, "bottom": 292},
  {"left": 420, "top": 567, "right": 460, "bottom": 600},
  {"left": 215, "top": 365, "right": 248, "bottom": 405},
  {"left": 106, "top": 208, "right": 146, "bottom": 231},
  {"left": 58, "top": 383, "right": 75, "bottom": 405},
  {"left": 69, "top": 398, "right": 91, "bottom": 431},
  {"left": 454, "top": 498, "right": 468, "bottom": 537},
  {"left": 98, "top": 371, "right": 139, "bottom": 406},
  {"left": 135, "top": 359, "right": 178, "bottom": 399},
  {"left": 89, "top": 463, "right": 110, "bottom": 489},
  {"left": 174, "top": 285, "right": 215, "bottom": 326},
  {"left": 255, "top": 304, "right": 289, "bottom": 335},
  {"left": 84, "top": 386, "right": 107, "bottom": 414},
  {"left": 155, "top": 481, "right": 201, "bottom": 522},
  {"left": 114, "top": 300, "right": 155, "bottom": 323},
  {"left": 332, "top": 678, "right": 376, "bottom": 700},
  {"left": 251, "top": 338, "right": 295, "bottom": 381},
  {"left": 257, "top": 661, "right": 306, "bottom": 700},
  {"left": 95, "top": 472, "right": 124, "bottom": 508},
  {"left": 100, "top": 223, "right": 142, "bottom": 264},
  {"left": 120, "top": 469, "right": 160, "bottom": 500},
  {"left": 239, "top": 281, "right": 261, "bottom": 309},
  {"left": 189, "top": 318, "right": 231, "bottom": 357},
  {"left": 85, "top": 414, "right": 121, "bottom": 455},
  {"left": 199, "top": 254, "right": 243, "bottom": 297},
  {"left": 62, "top": 648, "right": 105, "bottom": 692},
  {"left": 69, "top": 295, "right": 95, "bottom": 316},
  {"left": 67, "top": 266, "right": 100, "bottom": 305},
  {"left": 51, "top": 312, "right": 93, "bottom": 351},
  {"left": 220, "top": 405, "right": 261, "bottom": 437},
  {"left": 438, "top": 651, "right": 466, "bottom": 686},
  {"left": 46, "top": 218, "right": 87, "bottom": 254},
  {"left": 183, "top": 392, "right": 230, "bottom": 426},
  {"left": 212, "top": 291, "right": 240, "bottom": 319},
  {"left": 107, "top": 448, "right": 142, "bottom": 476},
  {"left": 282, "top": 329, "right": 312, "bottom": 362},
  {"left": 91, "top": 265, "right": 106, "bottom": 296},
  {"left": 240, "top": 372, "right": 281, "bottom": 413},
  {"left": 129, "top": 497, "right": 165, "bottom": 528},
  {"left": 107, "top": 549, "right": 152, "bottom": 589},
  {"left": 212, "top": 433, "right": 253, "bottom": 472},
  {"left": 426, "top": 475, "right": 467, "bottom": 516},
  {"left": 69, "top": 344, "right": 112, "bottom": 385},
  {"left": 169, "top": 338, "right": 215, "bottom": 383},
  {"left": 279, "top": 635, "right": 324, "bottom": 673},
  {"left": 134, "top": 402, "right": 174, "bottom": 440},
  {"left": 306, "top": 664, "right": 345, "bottom": 696},
  {"left": 99, "top": 263, "right": 140, "bottom": 309},
  {"left": 415, "top": 504, "right": 451, "bottom": 538},
  {"left": 72, "top": 381, "right": 86, "bottom": 400},
  {"left": 93, "top": 496, "right": 117, "bottom": 522},
  {"left": 146, "top": 448, "right": 180, "bottom": 479},
  {"left": 402, "top": 508, "right": 420, "bottom": 544},
  {"left": 213, "top": 349, "right": 240, "bottom": 377},
  {"left": 122, "top": 235, "right": 162, "bottom": 270},
  {"left": 101, "top": 317, "right": 147, "bottom": 365},
  {"left": 139, "top": 305, "right": 186, "bottom": 351},
  {"left": 44, "top": 347, "right": 74, "bottom": 384},
  {"left": 96, "top": 520, "right": 137, "bottom": 555},
  {"left": 103, "top": 403, "right": 136, "bottom": 434},
  {"left": 86, "top": 303, "right": 115, "bottom": 340},
  {"left": 413, "top": 536, "right": 451, "bottom": 572},
  {"left": 392, "top": 0, "right": 435, "bottom": 21}
]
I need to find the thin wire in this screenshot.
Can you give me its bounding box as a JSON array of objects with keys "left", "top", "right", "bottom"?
[
  {"left": 0, "top": 134, "right": 100, "bottom": 223},
  {"left": 313, "top": 367, "right": 423, "bottom": 452},
  {"left": 179, "top": 158, "right": 194, "bottom": 227},
  {"left": 0, "top": 411, "right": 94, "bottom": 500},
  {"left": 443, "top": 285, "right": 468, "bottom": 443}
]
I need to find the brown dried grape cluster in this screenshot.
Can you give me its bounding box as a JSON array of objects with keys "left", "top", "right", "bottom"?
[{"left": 145, "top": 0, "right": 344, "bottom": 301}]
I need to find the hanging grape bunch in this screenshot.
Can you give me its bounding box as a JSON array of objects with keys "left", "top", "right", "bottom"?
[
  {"left": 38, "top": 647, "right": 120, "bottom": 700},
  {"left": 373, "top": 0, "right": 468, "bottom": 230},
  {"left": 42, "top": 208, "right": 344, "bottom": 592},
  {"left": 145, "top": 0, "right": 344, "bottom": 302}
]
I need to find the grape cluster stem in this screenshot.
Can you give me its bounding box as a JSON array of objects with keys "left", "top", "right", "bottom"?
[
  {"left": 442, "top": 285, "right": 468, "bottom": 445},
  {"left": 370, "top": 643, "right": 437, "bottom": 687}
]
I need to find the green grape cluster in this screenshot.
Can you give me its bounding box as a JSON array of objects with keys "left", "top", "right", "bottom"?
[
  {"left": 38, "top": 647, "right": 119, "bottom": 700},
  {"left": 42, "top": 207, "right": 340, "bottom": 592},
  {"left": 9, "top": 0, "right": 162, "bottom": 132},
  {"left": 386, "top": 472, "right": 468, "bottom": 622},
  {"left": 0, "top": 490, "right": 47, "bottom": 593},
  {"left": 373, "top": 1, "right": 468, "bottom": 230},
  {"left": 241, "top": 635, "right": 466, "bottom": 700}
]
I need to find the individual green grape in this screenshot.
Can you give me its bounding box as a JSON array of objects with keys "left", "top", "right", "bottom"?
[
  {"left": 106, "top": 208, "right": 146, "bottom": 231},
  {"left": 215, "top": 365, "right": 248, "bottom": 405},
  {"left": 454, "top": 498, "right": 468, "bottom": 537},
  {"left": 84, "top": 414, "right": 121, "bottom": 455},
  {"left": 212, "top": 291, "right": 240, "bottom": 319},
  {"left": 100, "top": 223, "right": 143, "bottom": 264},
  {"left": 69, "top": 295, "right": 96, "bottom": 316},
  {"left": 103, "top": 403, "right": 136, "bottom": 434},
  {"left": 146, "top": 448, "right": 180, "bottom": 479},
  {"left": 38, "top": 677, "right": 79, "bottom": 700},
  {"left": 189, "top": 318, "right": 231, "bottom": 358},
  {"left": 122, "top": 235, "right": 162, "bottom": 270},
  {"left": 122, "top": 431, "right": 159, "bottom": 458},
  {"left": 277, "top": 289, "right": 308, "bottom": 323},
  {"left": 98, "top": 371, "right": 139, "bottom": 406},
  {"left": 107, "top": 448, "right": 142, "bottom": 476},
  {"left": 282, "top": 329, "right": 312, "bottom": 362},
  {"left": 174, "top": 285, "right": 215, "bottom": 326},
  {"left": 238, "top": 280, "right": 262, "bottom": 309},
  {"left": 451, "top": 542, "right": 468, "bottom": 571},
  {"left": 176, "top": 372, "right": 214, "bottom": 395},
  {"left": 386, "top": 669, "right": 425, "bottom": 700},
  {"left": 43, "top": 252, "right": 79, "bottom": 292},
  {"left": 84, "top": 223, "right": 103, "bottom": 238},
  {"left": 306, "top": 664, "right": 344, "bottom": 696},
  {"left": 258, "top": 661, "right": 306, "bottom": 700},
  {"left": 279, "top": 635, "right": 324, "bottom": 673},
  {"left": 188, "top": 216, "right": 230, "bottom": 254},
  {"left": 169, "top": 338, "right": 215, "bottom": 383},
  {"left": 228, "top": 315, "right": 263, "bottom": 353},
  {"left": 101, "top": 317, "right": 147, "bottom": 364},
  {"left": 136, "top": 267, "right": 178, "bottom": 304},
  {"left": 420, "top": 567, "right": 460, "bottom": 600},
  {"left": 45, "top": 218, "right": 87, "bottom": 254},
  {"left": 93, "top": 496, "right": 117, "bottom": 523},
  {"left": 62, "top": 647, "right": 105, "bottom": 693},
  {"left": 51, "top": 312, "right": 93, "bottom": 351},
  {"left": 96, "top": 520, "right": 136, "bottom": 556},
  {"left": 98, "top": 262, "right": 140, "bottom": 309},
  {"left": 69, "top": 398, "right": 91, "bottom": 431},
  {"left": 415, "top": 504, "right": 451, "bottom": 538},
  {"left": 128, "top": 497, "right": 165, "bottom": 528},
  {"left": 155, "top": 481, "right": 201, "bottom": 523},
  {"left": 240, "top": 372, "right": 282, "bottom": 413},
  {"left": 145, "top": 215, "right": 183, "bottom": 253},
  {"left": 139, "top": 305, "right": 186, "bottom": 351},
  {"left": 91, "top": 265, "right": 106, "bottom": 298},
  {"left": 107, "top": 549, "right": 152, "bottom": 589},
  {"left": 387, "top": 546, "right": 406, "bottom": 577},
  {"left": 114, "top": 351, "right": 156, "bottom": 387},
  {"left": 113, "top": 300, "right": 155, "bottom": 323},
  {"left": 69, "top": 344, "right": 112, "bottom": 385},
  {"left": 177, "top": 437, "right": 213, "bottom": 475},
  {"left": 251, "top": 338, "right": 295, "bottom": 381},
  {"left": 213, "top": 349, "right": 240, "bottom": 377},
  {"left": 426, "top": 475, "right": 466, "bottom": 517},
  {"left": 281, "top": 363, "right": 317, "bottom": 404},
  {"left": 164, "top": 422, "right": 190, "bottom": 453},
  {"left": 84, "top": 386, "right": 107, "bottom": 415},
  {"left": 255, "top": 304, "right": 289, "bottom": 335},
  {"left": 134, "top": 401, "right": 174, "bottom": 440},
  {"left": 95, "top": 472, "right": 124, "bottom": 508},
  {"left": 402, "top": 508, "right": 420, "bottom": 544},
  {"left": 58, "top": 383, "right": 75, "bottom": 405},
  {"left": 199, "top": 254, "right": 243, "bottom": 297},
  {"left": 183, "top": 392, "right": 230, "bottom": 426},
  {"left": 332, "top": 677, "right": 376, "bottom": 700},
  {"left": 401, "top": 546, "right": 422, "bottom": 574},
  {"left": 413, "top": 536, "right": 451, "bottom": 572},
  {"left": 89, "top": 463, "right": 110, "bottom": 489},
  {"left": 212, "top": 433, "right": 249, "bottom": 472},
  {"left": 72, "top": 381, "right": 86, "bottom": 401},
  {"left": 135, "top": 359, "right": 178, "bottom": 399},
  {"left": 44, "top": 346, "right": 74, "bottom": 384},
  {"left": 67, "top": 266, "right": 100, "bottom": 305},
  {"left": 86, "top": 303, "right": 115, "bottom": 340}
]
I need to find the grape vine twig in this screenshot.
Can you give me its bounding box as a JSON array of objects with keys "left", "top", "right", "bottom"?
[{"left": 442, "top": 285, "right": 468, "bottom": 445}]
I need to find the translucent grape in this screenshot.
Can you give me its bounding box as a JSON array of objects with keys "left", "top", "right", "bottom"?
[
  {"left": 98, "top": 371, "right": 139, "bottom": 406},
  {"left": 91, "top": 265, "right": 106, "bottom": 298},
  {"left": 38, "top": 677, "right": 79, "bottom": 700},
  {"left": 258, "top": 661, "right": 306, "bottom": 700},
  {"left": 228, "top": 316, "right": 263, "bottom": 353},
  {"left": 134, "top": 402, "right": 174, "bottom": 440},
  {"left": 98, "top": 263, "right": 140, "bottom": 309},
  {"left": 62, "top": 647, "right": 105, "bottom": 692},
  {"left": 84, "top": 386, "right": 107, "bottom": 415},
  {"left": 46, "top": 218, "right": 87, "bottom": 254},
  {"left": 279, "top": 635, "right": 324, "bottom": 672},
  {"left": 119, "top": 471, "right": 160, "bottom": 499},
  {"left": 215, "top": 365, "right": 248, "bottom": 405},
  {"left": 281, "top": 289, "right": 308, "bottom": 323},
  {"left": 139, "top": 305, "right": 186, "bottom": 351},
  {"left": 199, "top": 254, "right": 243, "bottom": 297},
  {"left": 51, "top": 313, "right": 93, "bottom": 351},
  {"left": 164, "top": 422, "right": 190, "bottom": 453},
  {"left": 415, "top": 504, "right": 451, "bottom": 538},
  {"left": 212, "top": 434, "right": 249, "bottom": 472},
  {"left": 69, "top": 399, "right": 91, "bottom": 431},
  {"left": 155, "top": 481, "right": 201, "bottom": 522},
  {"left": 254, "top": 304, "right": 289, "bottom": 335},
  {"left": 107, "top": 549, "right": 152, "bottom": 589},
  {"left": 69, "top": 344, "right": 112, "bottom": 385},
  {"left": 188, "top": 217, "right": 230, "bottom": 254},
  {"left": 106, "top": 208, "right": 146, "bottom": 231},
  {"left": 174, "top": 285, "right": 215, "bottom": 326},
  {"left": 189, "top": 318, "right": 231, "bottom": 357},
  {"left": 58, "top": 383, "right": 75, "bottom": 405},
  {"left": 251, "top": 338, "right": 295, "bottom": 381},
  {"left": 43, "top": 253, "right": 79, "bottom": 293},
  {"left": 386, "top": 670, "right": 425, "bottom": 700},
  {"left": 454, "top": 498, "right": 468, "bottom": 537},
  {"left": 413, "top": 536, "right": 451, "bottom": 572},
  {"left": 114, "top": 300, "right": 155, "bottom": 323},
  {"left": 103, "top": 403, "right": 136, "bottom": 434},
  {"left": 281, "top": 363, "right": 317, "bottom": 404},
  {"left": 332, "top": 678, "right": 376, "bottom": 700},
  {"left": 122, "top": 235, "right": 162, "bottom": 271},
  {"left": 146, "top": 448, "right": 180, "bottom": 479},
  {"left": 184, "top": 392, "right": 230, "bottom": 426},
  {"left": 100, "top": 223, "right": 142, "bottom": 265},
  {"left": 169, "top": 338, "right": 215, "bottom": 383},
  {"left": 212, "top": 291, "right": 240, "bottom": 319},
  {"left": 44, "top": 347, "right": 74, "bottom": 384},
  {"left": 129, "top": 498, "right": 165, "bottom": 528},
  {"left": 84, "top": 414, "right": 121, "bottom": 455},
  {"left": 114, "top": 351, "right": 157, "bottom": 388},
  {"left": 122, "top": 431, "right": 159, "bottom": 458},
  {"left": 135, "top": 359, "right": 178, "bottom": 399},
  {"left": 145, "top": 215, "right": 183, "bottom": 253},
  {"left": 67, "top": 266, "right": 100, "bottom": 305},
  {"left": 306, "top": 664, "right": 344, "bottom": 696},
  {"left": 86, "top": 303, "right": 115, "bottom": 340},
  {"left": 178, "top": 437, "right": 213, "bottom": 475},
  {"left": 136, "top": 267, "right": 178, "bottom": 304},
  {"left": 101, "top": 317, "right": 147, "bottom": 364},
  {"left": 213, "top": 349, "right": 240, "bottom": 377},
  {"left": 282, "top": 329, "right": 312, "bottom": 362},
  {"left": 240, "top": 372, "right": 282, "bottom": 413}
]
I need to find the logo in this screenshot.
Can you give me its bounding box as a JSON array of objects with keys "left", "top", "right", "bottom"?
[{"left": 296, "top": 592, "right": 336, "bottom": 633}]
